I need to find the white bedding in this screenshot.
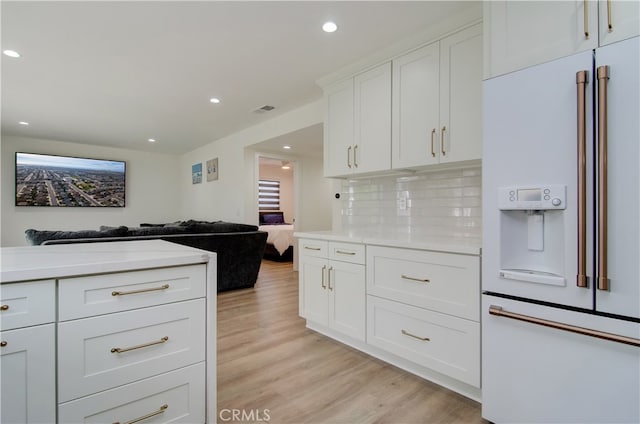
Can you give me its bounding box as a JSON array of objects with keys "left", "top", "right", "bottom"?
[{"left": 259, "top": 224, "right": 294, "bottom": 255}]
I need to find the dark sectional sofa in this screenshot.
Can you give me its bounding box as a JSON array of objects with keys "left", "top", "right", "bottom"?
[{"left": 25, "top": 220, "right": 268, "bottom": 292}]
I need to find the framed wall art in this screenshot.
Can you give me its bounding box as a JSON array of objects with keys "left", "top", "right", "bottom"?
[{"left": 206, "top": 158, "right": 218, "bottom": 181}]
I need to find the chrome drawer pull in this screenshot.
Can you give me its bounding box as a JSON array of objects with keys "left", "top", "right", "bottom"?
[
  {"left": 335, "top": 250, "right": 356, "bottom": 255},
  {"left": 401, "top": 274, "right": 430, "bottom": 283},
  {"left": 401, "top": 329, "right": 430, "bottom": 342},
  {"left": 0, "top": 304, "right": 9, "bottom": 311},
  {"left": 0, "top": 341, "right": 7, "bottom": 347},
  {"left": 304, "top": 246, "right": 321, "bottom": 251},
  {"left": 112, "top": 284, "right": 170, "bottom": 296},
  {"left": 113, "top": 404, "right": 168, "bottom": 424},
  {"left": 111, "top": 336, "right": 169, "bottom": 353}
]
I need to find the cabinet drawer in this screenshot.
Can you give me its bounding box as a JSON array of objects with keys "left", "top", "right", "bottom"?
[
  {"left": 367, "top": 246, "right": 479, "bottom": 320},
  {"left": 299, "top": 239, "right": 328, "bottom": 258},
  {"left": 367, "top": 295, "right": 479, "bottom": 387},
  {"left": 58, "top": 362, "right": 205, "bottom": 424},
  {"left": 0, "top": 280, "right": 55, "bottom": 331},
  {"left": 58, "top": 264, "right": 206, "bottom": 320},
  {"left": 329, "top": 242, "right": 365, "bottom": 264},
  {"left": 58, "top": 298, "right": 205, "bottom": 402}
]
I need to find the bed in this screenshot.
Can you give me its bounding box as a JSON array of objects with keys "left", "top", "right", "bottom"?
[{"left": 259, "top": 211, "right": 294, "bottom": 262}]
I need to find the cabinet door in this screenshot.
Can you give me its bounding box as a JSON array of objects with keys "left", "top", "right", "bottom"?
[
  {"left": 484, "top": 0, "right": 597, "bottom": 78},
  {"left": 440, "top": 24, "right": 483, "bottom": 164},
  {"left": 324, "top": 79, "right": 354, "bottom": 177},
  {"left": 1, "top": 324, "right": 56, "bottom": 424},
  {"left": 354, "top": 62, "right": 391, "bottom": 174},
  {"left": 328, "top": 261, "right": 365, "bottom": 341},
  {"left": 300, "top": 256, "right": 328, "bottom": 325},
  {"left": 598, "top": 0, "right": 640, "bottom": 46},
  {"left": 392, "top": 41, "right": 440, "bottom": 169}
]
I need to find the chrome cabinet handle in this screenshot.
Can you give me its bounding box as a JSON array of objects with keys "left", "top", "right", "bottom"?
[
  {"left": 353, "top": 144, "right": 358, "bottom": 168},
  {"left": 347, "top": 146, "right": 352, "bottom": 168},
  {"left": 430, "top": 128, "right": 436, "bottom": 157},
  {"left": 583, "top": 0, "right": 589, "bottom": 39},
  {"left": 113, "top": 404, "right": 168, "bottom": 424},
  {"left": 0, "top": 305, "right": 9, "bottom": 311},
  {"left": 441, "top": 126, "right": 447, "bottom": 155},
  {"left": 0, "top": 341, "right": 7, "bottom": 347},
  {"left": 401, "top": 329, "right": 430, "bottom": 342},
  {"left": 597, "top": 65, "right": 610, "bottom": 291},
  {"left": 576, "top": 70, "right": 589, "bottom": 288},
  {"left": 607, "top": 0, "right": 613, "bottom": 32},
  {"left": 112, "top": 284, "right": 169, "bottom": 297},
  {"left": 489, "top": 305, "right": 640, "bottom": 347},
  {"left": 328, "top": 267, "right": 333, "bottom": 291},
  {"left": 335, "top": 250, "right": 356, "bottom": 256},
  {"left": 321, "top": 265, "right": 327, "bottom": 289},
  {"left": 401, "top": 274, "right": 430, "bottom": 283},
  {"left": 111, "top": 336, "right": 169, "bottom": 353},
  {"left": 304, "top": 246, "right": 321, "bottom": 251}
]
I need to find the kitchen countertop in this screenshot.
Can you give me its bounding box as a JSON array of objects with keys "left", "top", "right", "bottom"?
[
  {"left": 1, "top": 240, "right": 214, "bottom": 283},
  {"left": 294, "top": 230, "right": 481, "bottom": 256}
]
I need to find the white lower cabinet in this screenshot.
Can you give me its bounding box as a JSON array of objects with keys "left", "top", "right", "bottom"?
[
  {"left": 58, "top": 362, "right": 205, "bottom": 424},
  {"left": 299, "top": 240, "right": 365, "bottom": 341},
  {"left": 56, "top": 265, "right": 208, "bottom": 420},
  {"left": 297, "top": 236, "right": 482, "bottom": 396},
  {"left": 0, "top": 324, "right": 56, "bottom": 424}
]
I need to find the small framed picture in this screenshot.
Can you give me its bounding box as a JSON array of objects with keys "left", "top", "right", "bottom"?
[
  {"left": 192, "top": 163, "right": 202, "bottom": 184},
  {"left": 207, "top": 158, "right": 218, "bottom": 181}
]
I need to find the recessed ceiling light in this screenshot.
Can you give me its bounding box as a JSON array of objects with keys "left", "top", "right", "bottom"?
[
  {"left": 3, "top": 49, "right": 21, "bottom": 58},
  {"left": 210, "top": 97, "right": 221, "bottom": 104},
  {"left": 322, "top": 21, "right": 338, "bottom": 33},
  {"left": 148, "top": 138, "right": 156, "bottom": 143},
  {"left": 18, "top": 121, "right": 29, "bottom": 126},
  {"left": 283, "top": 145, "right": 291, "bottom": 150},
  {"left": 281, "top": 165, "right": 291, "bottom": 170}
]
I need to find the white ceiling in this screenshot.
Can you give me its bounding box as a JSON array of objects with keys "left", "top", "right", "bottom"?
[{"left": 1, "top": 1, "right": 475, "bottom": 155}]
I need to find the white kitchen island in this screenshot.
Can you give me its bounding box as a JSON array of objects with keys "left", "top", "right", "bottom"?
[{"left": 0, "top": 240, "right": 216, "bottom": 423}]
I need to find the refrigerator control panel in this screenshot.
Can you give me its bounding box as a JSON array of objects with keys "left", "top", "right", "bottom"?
[{"left": 498, "top": 185, "right": 566, "bottom": 210}]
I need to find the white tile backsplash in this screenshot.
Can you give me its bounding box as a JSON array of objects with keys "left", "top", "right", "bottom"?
[{"left": 340, "top": 166, "right": 482, "bottom": 242}]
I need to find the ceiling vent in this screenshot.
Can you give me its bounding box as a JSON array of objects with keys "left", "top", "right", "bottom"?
[{"left": 254, "top": 105, "right": 275, "bottom": 113}]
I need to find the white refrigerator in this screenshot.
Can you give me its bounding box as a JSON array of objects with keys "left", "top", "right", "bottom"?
[{"left": 482, "top": 36, "right": 640, "bottom": 423}]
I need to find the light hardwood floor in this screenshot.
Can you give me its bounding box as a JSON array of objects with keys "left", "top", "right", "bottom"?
[{"left": 217, "top": 260, "right": 486, "bottom": 424}]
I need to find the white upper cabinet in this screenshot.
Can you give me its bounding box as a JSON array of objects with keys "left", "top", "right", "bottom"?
[
  {"left": 598, "top": 0, "right": 640, "bottom": 46},
  {"left": 353, "top": 63, "right": 392, "bottom": 174},
  {"left": 439, "top": 23, "right": 483, "bottom": 164},
  {"left": 323, "top": 79, "right": 354, "bottom": 177},
  {"left": 393, "top": 24, "right": 482, "bottom": 169},
  {"left": 392, "top": 42, "right": 440, "bottom": 168},
  {"left": 484, "top": 0, "right": 639, "bottom": 79},
  {"left": 324, "top": 62, "right": 391, "bottom": 177}
]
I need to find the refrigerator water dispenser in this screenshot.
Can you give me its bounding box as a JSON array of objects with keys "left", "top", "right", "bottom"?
[{"left": 498, "top": 185, "right": 567, "bottom": 287}]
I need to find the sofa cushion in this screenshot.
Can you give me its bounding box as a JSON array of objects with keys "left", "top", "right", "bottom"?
[
  {"left": 125, "top": 226, "right": 190, "bottom": 236},
  {"left": 183, "top": 221, "right": 258, "bottom": 233},
  {"left": 25, "top": 226, "right": 128, "bottom": 246}
]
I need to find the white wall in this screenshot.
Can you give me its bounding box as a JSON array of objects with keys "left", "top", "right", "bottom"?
[
  {"left": 179, "top": 100, "right": 323, "bottom": 224},
  {"left": 1, "top": 135, "right": 181, "bottom": 246}
]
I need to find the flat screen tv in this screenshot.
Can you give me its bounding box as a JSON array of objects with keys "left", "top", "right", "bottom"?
[{"left": 15, "top": 152, "right": 126, "bottom": 207}]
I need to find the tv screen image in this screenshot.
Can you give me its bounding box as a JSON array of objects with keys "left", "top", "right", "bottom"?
[{"left": 15, "top": 152, "right": 126, "bottom": 207}]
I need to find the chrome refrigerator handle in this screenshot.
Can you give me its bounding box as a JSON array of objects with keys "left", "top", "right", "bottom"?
[
  {"left": 576, "top": 70, "right": 589, "bottom": 288},
  {"left": 597, "top": 65, "right": 610, "bottom": 291}
]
